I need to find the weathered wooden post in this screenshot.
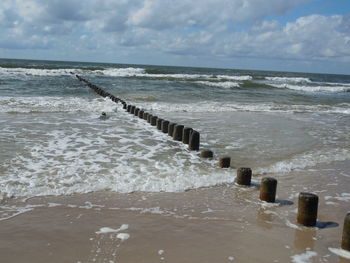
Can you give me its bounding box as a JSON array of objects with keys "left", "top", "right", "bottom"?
[
  {"left": 342, "top": 213, "right": 350, "bottom": 251},
  {"left": 182, "top": 127, "right": 193, "bottom": 144},
  {"left": 297, "top": 192, "right": 318, "bottom": 227},
  {"left": 236, "top": 167, "right": 252, "bottom": 186},
  {"left": 130, "top": 106, "right": 136, "bottom": 114},
  {"left": 138, "top": 110, "right": 144, "bottom": 119},
  {"left": 218, "top": 156, "right": 230, "bottom": 168},
  {"left": 151, "top": 116, "right": 158, "bottom": 126},
  {"left": 157, "top": 118, "right": 163, "bottom": 130},
  {"left": 260, "top": 177, "right": 277, "bottom": 202},
  {"left": 189, "top": 130, "right": 200, "bottom": 151},
  {"left": 200, "top": 149, "right": 213, "bottom": 158},
  {"left": 168, "top": 123, "right": 177, "bottom": 136},
  {"left": 173, "top": 125, "right": 184, "bottom": 141},
  {"left": 147, "top": 114, "right": 152, "bottom": 123},
  {"left": 161, "top": 120, "right": 169, "bottom": 133}
]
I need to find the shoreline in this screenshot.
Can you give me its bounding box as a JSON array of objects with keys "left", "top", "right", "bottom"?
[{"left": 1, "top": 160, "right": 350, "bottom": 262}]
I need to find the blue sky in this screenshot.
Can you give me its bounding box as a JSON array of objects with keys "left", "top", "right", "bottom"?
[{"left": 0, "top": 0, "right": 349, "bottom": 74}]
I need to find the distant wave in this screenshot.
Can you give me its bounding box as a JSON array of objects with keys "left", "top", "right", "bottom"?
[
  {"left": 0, "top": 66, "right": 253, "bottom": 82},
  {"left": 271, "top": 83, "right": 350, "bottom": 93},
  {"left": 0, "top": 67, "right": 78, "bottom": 77},
  {"left": 265, "top": 76, "right": 311, "bottom": 83},
  {"left": 194, "top": 81, "right": 240, "bottom": 89}
]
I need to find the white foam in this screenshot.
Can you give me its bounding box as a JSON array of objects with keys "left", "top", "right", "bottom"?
[
  {"left": 285, "top": 219, "right": 302, "bottom": 230},
  {"left": 99, "top": 67, "right": 145, "bottom": 77},
  {"left": 266, "top": 77, "right": 311, "bottom": 83},
  {"left": 271, "top": 83, "right": 350, "bottom": 93},
  {"left": 0, "top": 66, "right": 144, "bottom": 78},
  {"left": 329, "top": 247, "right": 350, "bottom": 259},
  {"left": 0, "top": 111, "right": 234, "bottom": 197},
  {"left": 132, "top": 100, "right": 350, "bottom": 114},
  {"left": 0, "top": 204, "right": 45, "bottom": 221},
  {"left": 116, "top": 233, "right": 130, "bottom": 241},
  {"left": 96, "top": 224, "right": 129, "bottom": 234},
  {"left": 0, "top": 66, "right": 253, "bottom": 82},
  {"left": 325, "top": 193, "right": 350, "bottom": 202},
  {"left": 258, "top": 148, "right": 350, "bottom": 174},
  {"left": 195, "top": 81, "right": 240, "bottom": 89},
  {"left": 0, "top": 96, "right": 118, "bottom": 113},
  {"left": 291, "top": 251, "right": 317, "bottom": 263}
]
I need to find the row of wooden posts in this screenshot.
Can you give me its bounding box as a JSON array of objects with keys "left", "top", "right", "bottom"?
[
  {"left": 74, "top": 74, "right": 350, "bottom": 253},
  {"left": 124, "top": 104, "right": 200, "bottom": 151}
]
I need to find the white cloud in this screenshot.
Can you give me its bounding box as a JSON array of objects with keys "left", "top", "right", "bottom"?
[
  {"left": 126, "top": 0, "right": 312, "bottom": 29},
  {"left": 0, "top": 0, "right": 349, "bottom": 69}
]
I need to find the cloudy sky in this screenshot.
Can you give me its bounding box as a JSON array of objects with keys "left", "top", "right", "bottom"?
[{"left": 0, "top": 0, "right": 349, "bottom": 74}]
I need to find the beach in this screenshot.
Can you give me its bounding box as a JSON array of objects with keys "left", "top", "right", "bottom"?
[
  {"left": 1, "top": 160, "right": 350, "bottom": 263},
  {"left": 1, "top": 59, "right": 350, "bottom": 262}
]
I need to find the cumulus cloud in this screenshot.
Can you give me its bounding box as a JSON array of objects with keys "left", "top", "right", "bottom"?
[
  {"left": 127, "top": 0, "right": 312, "bottom": 29},
  {"left": 0, "top": 0, "right": 349, "bottom": 67}
]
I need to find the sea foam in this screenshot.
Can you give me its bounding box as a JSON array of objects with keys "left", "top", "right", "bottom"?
[
  {"left": 271, "top": 83, "right": 350, "bottom": 93},
  {"left": 265, "top": 76, "right": 311, "bottom": 83}
]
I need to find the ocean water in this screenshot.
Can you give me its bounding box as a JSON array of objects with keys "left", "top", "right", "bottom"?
[{"left": 1, "top": 58, "right": 350, "bottom": 202}]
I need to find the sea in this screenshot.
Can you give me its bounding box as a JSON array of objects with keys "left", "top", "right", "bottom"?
[
  {"left": 1, "top": 58, "right": 350, "bottom": 262},
  {"left": 1, "top": 58, "right": 350, "bottom": 200}
]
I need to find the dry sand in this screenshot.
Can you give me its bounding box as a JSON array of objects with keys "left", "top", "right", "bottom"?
[{"left": 1, "top": 160, "right": 350, "bottom": 263}]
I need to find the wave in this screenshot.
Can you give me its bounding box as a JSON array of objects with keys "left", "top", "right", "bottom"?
[
  {"left": 194, "top": 81, "right": 240, "bottom": 89},
  {"left": 132, "top": 101, "right": 350, "bottom": 114},
  {"left": 0, "top": 96, "right": 118, "bottom": 113},
  {"left": 265, "top": 76, "right": 311, "bottom": 83},
  {"left": 271, "top": 83, "right": 350, "bottom": 93},
  {"left": 100, "top": 68, "right": 253, "bottom": 81},
  {"left": 0, "top": 64, "right": 104, "bottom": 70},
  {"left": 0, "top": 66, "right": 253, "bottom": 82},
  {"left": 0, "top": 67, "right": 80, "bottom": 77},
  {"left": 2, "top": 95, "right": 350, "bottom": 115},
  {"left": 257, "top": 148, "right": 350, "bottom": 174}
]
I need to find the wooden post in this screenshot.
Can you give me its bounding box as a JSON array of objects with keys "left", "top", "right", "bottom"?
[
  {"left": 218, "top": 156, "right": 230, "bottom": 168},
  {"left": 342, "top": 213, "right": 350, "bottom": 251},
  {"left": 200, "top": 149, "right": 213, "bottom": 158},
  {"left": 168, "top": 123, "right": 177, "bottom": 136},
  {"left": 260, "top": 177, "right": 277, "bottom": 202},
  {"left": 297, "top": 192, "right": 318, "bottom": 227},
  {"left": 173, "top": 125, "right": 184, "bottom": 141},
  {"left": 236, "top": 167, "right": 252, "bottom": 185},
  {"left": 182, "top": 127, "right": 193, "bottom": 144},
  {"left": 189, "top": 130, "right": 200, "bottom": 151},
  {"left": 161, "top": 120, "right": 169, "bottom": 133}
]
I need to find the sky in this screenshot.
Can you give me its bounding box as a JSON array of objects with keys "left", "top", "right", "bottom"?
[{"left": 0, "top": 0, "right": 349, "bottom": 74}]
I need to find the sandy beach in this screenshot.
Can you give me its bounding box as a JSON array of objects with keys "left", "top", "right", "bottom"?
[{"left": 1, "top": 160, "right": 350, "bottom": 263}]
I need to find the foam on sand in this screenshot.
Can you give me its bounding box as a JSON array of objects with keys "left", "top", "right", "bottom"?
[
  {"left": 96, "top": 224, "right": 129, "bottom": 234},
  {"left": 291, "top": 251, "right": 317, "bottom": 263},
  {"left": 116, "top": 233, "right": 130, "bottom": 241},
  {"left": 328, "top": 247, "right": 350, "bottom": 259}
]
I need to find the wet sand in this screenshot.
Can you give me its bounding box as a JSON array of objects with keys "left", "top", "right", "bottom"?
[{"left": 1, "top": 160, "right": 350, "bottom": 263}]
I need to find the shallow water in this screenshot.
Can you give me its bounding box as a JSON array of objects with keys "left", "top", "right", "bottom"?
[{"left": 1, "top": 59, "right": 350, "bottom": 199}]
